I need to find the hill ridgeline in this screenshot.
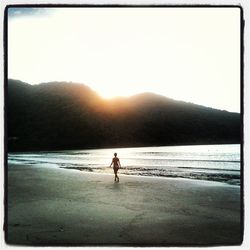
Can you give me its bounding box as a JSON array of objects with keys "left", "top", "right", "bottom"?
[{"left": 7, "top": 79, "right": 240, "bottom": 152}]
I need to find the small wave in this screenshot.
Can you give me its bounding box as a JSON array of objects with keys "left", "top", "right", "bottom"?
[
  {"left": 60, "top": 166, "right": 93, "bottom": 172},
  {"left": 59, "top": 165, "right": 240, "bottom": 186},
  {"left": 123, "top": 171, "right": 241, "bottom": 186},
  {"left": 177, "top": 166, "right": 240, "bottom": 172},
  {"left": 146, "top": 158, "right": 240, "bottom": 163}
]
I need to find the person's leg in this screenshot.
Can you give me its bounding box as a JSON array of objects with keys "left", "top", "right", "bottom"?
[
  {"left": 114, "top": 169, "right": 117, "bottom": 182},
  {"left": 114, "top": 169, "right": 119, "bottom": 182},
  {"left": 116, "top": 170, "right": 119, "bottom": 182}
]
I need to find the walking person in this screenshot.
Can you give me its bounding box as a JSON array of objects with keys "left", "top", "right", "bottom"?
[{"left": 110, "top": 153, "right": 121, "bottom": 182}]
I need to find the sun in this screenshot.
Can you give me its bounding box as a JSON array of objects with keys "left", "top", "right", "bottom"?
[{"left": 92, "top": 84, "right": 135, "bottom": 100}]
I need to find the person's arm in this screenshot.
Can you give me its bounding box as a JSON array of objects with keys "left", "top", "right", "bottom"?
[
  {"left": 109, "top": 159, "right": 113, "bottom": 167},
  {"left": 118, "top": 159, "right": 121, "bottom": 169}
]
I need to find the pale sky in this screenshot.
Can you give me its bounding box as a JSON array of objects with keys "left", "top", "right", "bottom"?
[{"left": 8, "top": 7, "right": 241, "bottom": 112}]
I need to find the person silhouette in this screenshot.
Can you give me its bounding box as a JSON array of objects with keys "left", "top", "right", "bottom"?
[{"left": 109, "top": 153, "right": 121, "bottom": 182}]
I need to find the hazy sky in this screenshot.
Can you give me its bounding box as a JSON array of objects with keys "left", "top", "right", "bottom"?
[{"left": 8, "top": 7, "right": 241, "bottom": 112}]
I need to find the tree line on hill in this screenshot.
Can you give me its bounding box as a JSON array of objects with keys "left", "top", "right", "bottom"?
[{"left": 7, "top": 79, "right": 241, "bottom": 152}]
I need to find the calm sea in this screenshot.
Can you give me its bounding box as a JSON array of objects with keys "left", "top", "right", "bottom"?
[{"left": 8, "top": 144, "right": 241, "bottom": 186}]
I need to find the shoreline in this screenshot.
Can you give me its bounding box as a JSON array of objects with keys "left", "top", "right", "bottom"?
[
  {"left": 6, "top": 164, "right": 242, "bottom": 246},
  {"left": 9, "top": 162, "right": 241, "bottom": 187},
  {"left": 59, "top": 166, "right": 240, "bottom": 187}
]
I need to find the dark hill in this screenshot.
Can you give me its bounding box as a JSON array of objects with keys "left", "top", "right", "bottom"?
[{"left": 7, "top": 79, "right": 241, "bottom": 152}]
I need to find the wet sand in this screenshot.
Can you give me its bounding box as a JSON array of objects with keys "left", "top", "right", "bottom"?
[{"left": 6, "top": 164, "right": 242, "bottom": 246}]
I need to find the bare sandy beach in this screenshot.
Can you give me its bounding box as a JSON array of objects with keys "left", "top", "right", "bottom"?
[{"left": 6, "top": 164, "right": 242, "bottom": 246}]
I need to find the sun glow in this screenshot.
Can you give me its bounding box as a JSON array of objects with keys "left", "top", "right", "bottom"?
[{"left": 8, "top": 7, "right": 240, "bottom": 112}]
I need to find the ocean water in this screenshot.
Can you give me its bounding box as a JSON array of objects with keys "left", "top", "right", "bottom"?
[{"left": 8, "top": 144, "right": 241, "bottom": 186}]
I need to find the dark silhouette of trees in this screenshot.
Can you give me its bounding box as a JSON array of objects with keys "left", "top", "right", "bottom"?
[{"left": 7, "top": 79, "right": 241, "bottom": 152}]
